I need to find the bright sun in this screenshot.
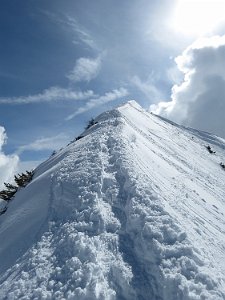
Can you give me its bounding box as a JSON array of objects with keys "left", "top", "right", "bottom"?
[{"left": 172, "top": 0, "right": 225, "bottom": 36}]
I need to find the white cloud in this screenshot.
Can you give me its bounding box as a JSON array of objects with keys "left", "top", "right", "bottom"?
[
  {"left": 65, "top": 16, "right": 98, "bottom": 50},
  {"left": 0, "top": 127, "right": 19, "bottom": 189},
  {"left": 66, "top": 88, "right": 129, "bottom": 120},
  {"left": 131, "top": 75, "right": 163, "bottom": 103},
  {"left": 17, "top": 133, "right": 69, "bottom": 154},
  {"left": 151, "top": 35, "right": 225, "bottom": 138},
  {"left": 67, "top": 56, "right": 101, "bottom": 83},
  {"left": 0, "top": 87, "right": 94, "bottom": 105},
  {"left": 40, "top": 12, "right": 98, "bottom": 50}
]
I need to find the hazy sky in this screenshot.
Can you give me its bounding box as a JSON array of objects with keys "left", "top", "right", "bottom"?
[{"left": 1, "top": 0, "right": 225, "bottom": 184}]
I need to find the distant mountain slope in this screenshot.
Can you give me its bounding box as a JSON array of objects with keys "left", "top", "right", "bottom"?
[{"left": 0, "top": 101, "right": 225, "bottom": 299}]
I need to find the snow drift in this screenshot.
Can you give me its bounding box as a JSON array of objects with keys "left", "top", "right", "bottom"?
[{"left": 0, "top": 101, "right": 225, "bottom": 299}]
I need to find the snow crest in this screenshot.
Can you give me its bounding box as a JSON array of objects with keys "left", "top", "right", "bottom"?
[{"left": 0, "top": 101, "right": 225, "bottom": 299}]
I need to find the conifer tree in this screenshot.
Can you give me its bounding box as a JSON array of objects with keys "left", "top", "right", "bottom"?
[
  {"left": 85, "top": 118, "right": 97, "bottom": 130},
  {"left": 0, "top": 169, "right": 34, "bottom": 202}
]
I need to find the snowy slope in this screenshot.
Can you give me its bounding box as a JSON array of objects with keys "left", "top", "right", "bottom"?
[{"left": 0, "top": 100, "right": 225, "bottom": 299}]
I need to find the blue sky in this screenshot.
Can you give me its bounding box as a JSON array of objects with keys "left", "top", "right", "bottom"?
[{"left": 1, "top": 0, "right": 225, "bottom": 183}]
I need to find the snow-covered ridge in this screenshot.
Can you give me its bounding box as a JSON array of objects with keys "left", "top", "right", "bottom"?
[{"left": 0, "top": 100, "right": 225, "bottom": 299}]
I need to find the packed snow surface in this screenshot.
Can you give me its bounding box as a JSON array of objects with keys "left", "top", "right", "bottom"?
[{"left": 0, "top": 101, "right": 225, "bottom": 299}]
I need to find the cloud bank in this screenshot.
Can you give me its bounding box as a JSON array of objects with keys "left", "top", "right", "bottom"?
[
  {"left": 151, "top": 36, "right": 225, "bottom": 138},
  {"left": 0, "top": 127, "right": 19, "bottom": 189}
]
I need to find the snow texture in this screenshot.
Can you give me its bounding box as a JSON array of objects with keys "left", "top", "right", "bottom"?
[{"left": 0, "top": 100, "right": 225, "bottom": 299}]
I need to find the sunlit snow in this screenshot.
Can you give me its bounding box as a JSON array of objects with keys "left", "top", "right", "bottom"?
[{"left": 0, "top": 101, "right": 225, "bottom": 299}]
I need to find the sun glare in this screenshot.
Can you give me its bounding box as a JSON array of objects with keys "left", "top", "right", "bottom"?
[{"left": 172, "top": 0, "right": 225, "bottom": 36}]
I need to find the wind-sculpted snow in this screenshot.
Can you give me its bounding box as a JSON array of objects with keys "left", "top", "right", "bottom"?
[{"left": 0, "top": 101, "right": 225, "bottom": 299}]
